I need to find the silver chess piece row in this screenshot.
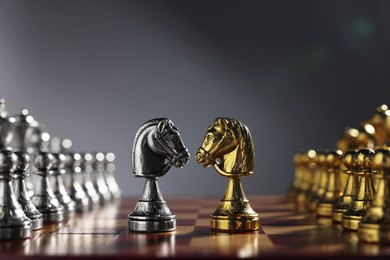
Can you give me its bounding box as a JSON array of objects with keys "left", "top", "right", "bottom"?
[{"left": 0, "top": 98, "right": 121, "bottom": 239}]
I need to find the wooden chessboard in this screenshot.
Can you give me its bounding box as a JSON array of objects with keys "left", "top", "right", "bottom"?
[{"left": 2, "top": 195, "right": 389, "bottom": 259}]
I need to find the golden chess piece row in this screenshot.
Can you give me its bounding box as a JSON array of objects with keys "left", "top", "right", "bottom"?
[
  {"left": 290, "top": 147, "right": 390, "bottom": 243},
  {"left": 290, "top": 104, "right": 390, "bottom": 244}
]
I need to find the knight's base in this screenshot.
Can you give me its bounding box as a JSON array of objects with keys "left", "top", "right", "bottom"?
[
  {"left": 128, "top": 215, "right": 176, "bottom": 233},
  {"left": 210, "top": 214, "right": 260, "bottom": 232},
  {"left": 358, "top": 223, "right": 380, "bottom": 243},
  {"left": 0, "top": 223, "right": 32, "bottom": 239}
]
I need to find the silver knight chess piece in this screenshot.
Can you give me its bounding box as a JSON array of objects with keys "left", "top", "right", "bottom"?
[{"left": 128, "top": 118, "right": 190, "bottom": 232}]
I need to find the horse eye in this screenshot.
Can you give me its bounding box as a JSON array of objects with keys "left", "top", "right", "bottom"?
[{"left": 172, "top": 138, "right": 179, "bottom": 143}]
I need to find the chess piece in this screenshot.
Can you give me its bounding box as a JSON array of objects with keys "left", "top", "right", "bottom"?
[
  {"left": 288, "top": 151, "right": 304, "bottom": 201},
  {"left": 0, "top": 149, "right": 32, "bottom": 239},
  {"left": 342, "top": 148, "right": 376, "bottom": 231},
  {"left": 363, "top": 104, "right": 390, "bottom": 147},
  {"left": 66, "top": 152, "right": 90, "bottom": 212},
  {"left": 306, "top": 152, "right": 322, "bottom": 209},
  {"left": 13, "top": 151, "right": 43, "bottom": 230},
  {"left": 102, "top": 152, "right": 121, "bottom": 200},
  {"left": 358, "top": 147, "right": 389, "bottom": 243},
  {"left": 310, "top": 151, "right": 328, "bottom": 211},
  {"left": 196, "top": 117, "right": 259, "bottom": 232},
  {"left": 80, "top": 153, "right": 100, "bottom": 206},
  {"left": 31, "top": 152, "right": 65, "bottom": 222},
  {"left": 379, "top": 149, "right": 390, "bottom": 242},
  {"left": 91, "top": 152, "right": 112, "bottom": 204},
  {"left": 336, "top": 127, "right": 375, "bottom": 153},
  {"left": 332, "top": 150, "right": 359, "bottom": 222},
  {"left": 128, "top": 118, "right": 190, "bottom": 232},
  {"left": 12, "top": 108, "right": 48, "bottom": 198},
  {"left": 295, "top": 150, "right": 316, "bottom": 205},
  {"left": 52, "top": 153, "right": 76, "bottom": 217},
  {"left": 0, "top": 98, "right": 14, "bottom": 150},
  {"left": 316, "top": 150, "right": 343, "bottom": 217}
]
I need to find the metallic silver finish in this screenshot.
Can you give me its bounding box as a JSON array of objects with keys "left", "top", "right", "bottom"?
[
  {"left": 52, "top": 153, "right": 76, "bottom": 217},
  {"left": 0, "top": 150, "right": 32, "bottom": 239},
  {"left": 128, "top": 118, "right": 189, "bottom": 233},
  {"left": 31, "top": 152, "right": 65, "bottom": 223},
  {"left": 92, "top": 152, "right": 112, "bottom": 204},
  {"left": 0, "top": 98, "right": 14, "bottom": 150},
  {"left": 13, "top": 152, "right": 43, "bottom": 230},
  {"left": 66, "top": 152, "right": 90, "bottom": 212},
  {"left": 80, "top": 153, "right": 100, "bottom": 206},
  {"left": 102, "top": 152, "right": 121, "bottom": 200}
]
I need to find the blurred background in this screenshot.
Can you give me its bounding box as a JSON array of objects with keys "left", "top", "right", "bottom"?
[{"left": 1, "top": 0, "right": 390, "bottom": 196}]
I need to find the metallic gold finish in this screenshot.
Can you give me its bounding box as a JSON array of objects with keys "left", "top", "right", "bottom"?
[
  {"left": 342, "top": 148, "right": 376, "bottom": 231},
  {"left": 295, "top": 150, "right": 316, "bottom": 205},
  {"left": 310, "top": 151, "right": 328, "bottom": 211},
  {"left": 196, "top": 117, "right": 259, "bottom": 232},
  {"left": 316, "top": 150, "right": 343, "bottom": 217},
  {"left": 363, "top": 105, "right": 390, "bottom": 146},
  {"left": 336, "top": 127, "right": 375, "bottom": 152},
  {"left": 287, "top": 152, "right": 303, "bottom": 200},
  {"left": 358, "top": 147, "right": 389, "bottom": 243},
  {"left": 332, "top": 150, "right": 359, "bottom": 222}
]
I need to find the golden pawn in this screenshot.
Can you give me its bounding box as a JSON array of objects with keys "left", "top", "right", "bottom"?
[
  {"left": 196, "top": 118, "right": 259, "bottom": 232},
  {"left": 379, "top": 148, "right": 390, "bottom": 242},
  {"left": 306, "top": 152, "right": 321, "bottom": 208},
  {"left": 295, "top": 150, "right": 316, "bottom": 205},
  {"left": 310, "top": 151, "right": 328, "bottom": 211},
  {"left": 332, "top": 150, "right": 359, "bottom": 222},
  {"left": 342, "top": 148, "right": 376, "bottom": 231},
  {"left": 288, "top": 152, "right": 305, "bottom": 201},
  {"left": 316, "top": 150, "right": 343, "bottom": 217},
  {"left": 358, "top": 147, "right": 389, "bottom": 243}
]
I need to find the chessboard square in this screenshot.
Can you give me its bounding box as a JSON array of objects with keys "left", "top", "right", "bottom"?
[
  {"left": 175, "top": 213, "right": 198, "bottom": 219},
  {"left": 195, "top": 218, "right": 210, "bottom": 226},
  {"left": 261, "top": 225, "right": 317, "bottom": 235}
]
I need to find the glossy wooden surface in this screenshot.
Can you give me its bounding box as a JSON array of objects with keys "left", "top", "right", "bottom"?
[{"left": 1, "top": 195, "right": 390, "bottom": 259}]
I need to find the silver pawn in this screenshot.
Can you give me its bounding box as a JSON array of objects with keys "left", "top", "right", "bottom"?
[
  {"left": 93, "top": 152, "right": 112, "bottom": 203},
  {"left": 102, "top": 152, "right": 121, "bottom": 200},
  {"left": 13, "top": 151, "right": 43, "bottom": 230},
  {"left": 52, "top": 153, "right": 76, "bottom": 217},
  {"left": 0, "top": 150, "right": 32, "bottom": 239},
  {"left": 67, "top": 152, "right": 90, "bottom": 212},
  {"left": 0, "top": 98, "right": 14, "bottom": 150},
  {"left": 81, "top": 153, "right": 100, "bottom": 206},
  {"left": 31, "top": 152, "right": 64, "bottom": 222}
]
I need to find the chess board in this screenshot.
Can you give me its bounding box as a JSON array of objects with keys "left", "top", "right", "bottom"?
[{"left": 2, "top": 195, "right": 389, "bottom": 259}]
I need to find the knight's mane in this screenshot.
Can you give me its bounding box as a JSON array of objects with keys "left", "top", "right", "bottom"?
[{"left": 214, "top": 117, "right": 255, "bottom": 173}]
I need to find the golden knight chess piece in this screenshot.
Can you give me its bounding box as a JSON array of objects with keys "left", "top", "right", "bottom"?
[
  {"left": 316, "top": 150, "right": 343, "bottom": 217},
  {"left": 332, "top": 150, "right": 359, "bottom": 223},
  {"left": 363, "top": 104, "right": 390, "bottom": 147},
  {"left": 342, "top": 148, "right": 376, "bottom": 231},
  {"left": 196, "top": 117, "right": 259, "bottom": 232},
  {"left": 358, "top": 147, "right": 389, "bottom": 243}
]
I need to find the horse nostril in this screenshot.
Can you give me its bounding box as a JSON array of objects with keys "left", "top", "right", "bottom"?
[{"left": 196, "top": 152, "right": 204, "bottom": 163}]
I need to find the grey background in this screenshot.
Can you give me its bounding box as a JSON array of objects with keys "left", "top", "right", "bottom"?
[{"left": 1, "top": 1, "right": 390, "bottom": 196}]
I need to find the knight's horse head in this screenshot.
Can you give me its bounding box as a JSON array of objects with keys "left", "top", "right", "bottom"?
[
  {"left": 196, "top": 117, "right": 254, "bottom": 177},
  {"left": 132, "top": 118, "right": 190, "bottom": 178}
]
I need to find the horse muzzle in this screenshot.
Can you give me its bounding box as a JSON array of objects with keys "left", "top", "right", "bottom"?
[
  {"left": 196, "top": 148, "right": 213, "bottom": 168},
  {"left": 172, "top": 149, "right": 190, "bottom": 168}
]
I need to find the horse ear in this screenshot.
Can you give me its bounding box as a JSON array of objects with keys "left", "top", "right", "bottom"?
[{"left": 157, "top": 119, "right": 168, "bottom": 134}]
